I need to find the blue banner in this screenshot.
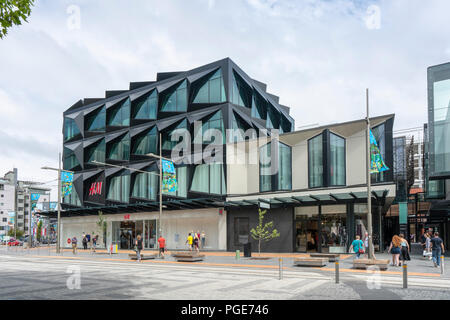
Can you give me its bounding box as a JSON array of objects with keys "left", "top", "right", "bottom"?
[
  {"left": 161, "top": 160, "right": 177, "bottom": 193},
  {"left": 61, "top": 171, "right": 74, "bottom": 197},
  {"left": 370, "top": 130, "right": 389, "bottom": 174},
  {"left": 31, "top": 193, "right": 41, "bottom": 201}
]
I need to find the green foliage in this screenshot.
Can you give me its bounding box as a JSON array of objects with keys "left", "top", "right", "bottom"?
[
  {"left": 8, "top": 228, "right": 24, "bottom": 238},
  {"left": 0, "top": 0, "right": 35, "bottom": 39},
  {"left": 250, "top": 208, "right": 280, "bottom": 255},
  {"left": 36, "top": 220, "right": 42, "bottom": 241}
]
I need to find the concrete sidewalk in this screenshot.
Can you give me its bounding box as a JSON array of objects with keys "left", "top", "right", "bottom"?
[{"left": 1, "top": 245, "right": 447, "bottom": 279}]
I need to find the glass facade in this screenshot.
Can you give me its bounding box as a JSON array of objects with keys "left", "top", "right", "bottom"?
[
  {"left": 63, "top": 147, "right": 80, "bottom": 170},
  {"left": 252, "top": 90, "right": 267, "bottom": 120},
  {"left": 133, "top": 126, "right": 157, "bottom": 155},
  {"left": 133, "top": 90, "right": 157, "bottom": 120},
  {"left": 267, "top": 104, "right": 280, "bottom": 130},
  {"left": 107, "top": 174, "right": 130, "bottom": 203},
  {"left": 259, "top": 141, "right": 292, "bottom": 192},
  {"left": 194, "top": 110, "right": 225, "bottom": 144},
  {"left": 85, "top": 139, "right": 105, "bottom": 164},
  {"left": 107, "top": 133, "right": 130, "bottom": 160},
  {"left": 329, "top": 133, "right": 345, "bottom": 186},
  {"left": 431, "top": 78, "right": 450, "bottom": 175},
  {"left": 308, "top": 134, "right": 323, "bottom": 188},
  {"left": 161, "top": 79, "right": 187, "bottom": 112},
  {"left": 64, "top": 117, "right": 81, "bottom": 142},
  {"left": 162, "top": 119, "right": 187, "bottom": 151},
  {"left": 86, "top": 107, "right": 106, "bottom": 132},
  {"left": 108, "top": 98, "right": 130, "bottom": 127},
  {"left": 193, "top": 69, "right": 226, "bottom": 104},
  {"left": 230, "top": 112, "right": 253, "bottom": 143},
  {"left": 190, "top": 163, "right": 226, "bottom": 195},
  {"left": 231, "top": 71, "right": 250, "bottom": 108},
  {"left": 132, "top": 170, "right": 158, "bottom": 201},
  {"left": 63, "top": 188, "right": 81, "bottom": 206}
]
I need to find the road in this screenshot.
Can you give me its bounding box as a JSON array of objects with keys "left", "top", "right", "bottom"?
[{"left": 1, "top": 253, "right": 450, "bottom": 300}]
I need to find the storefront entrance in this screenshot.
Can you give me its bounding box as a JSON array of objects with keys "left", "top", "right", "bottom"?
[
  {"left": 112, "top": 219, "right": 158, "bottom": 249},
  {"left": 295, "top": 216, "right": 319, "bottom": 253}
]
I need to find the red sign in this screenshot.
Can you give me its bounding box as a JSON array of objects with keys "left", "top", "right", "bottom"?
[
  {"left": 89, "top": 182, "right": 103, "bottom": 196},
  {"left": 124, "top": 214, "right": 131, "bottom": 220},
  {"left": 67, "top": 238, "right": 71, "bottom": 244}
]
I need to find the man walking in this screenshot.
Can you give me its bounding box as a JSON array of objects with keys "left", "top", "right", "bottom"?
[
  {"left": 158, "top": 234, "right": 166, "bottom": 259},
  {"left": 430, "top": 232, "right": 445, "bottom": 268},
  {"left": 71, "top": 236, "right": 78, "bottom": 255},
  {"left": 185, "top": 233, "right": 193, "bottom": 251},
  {"left": 82, "top": 232, "right": 87, "bottom": 250}
]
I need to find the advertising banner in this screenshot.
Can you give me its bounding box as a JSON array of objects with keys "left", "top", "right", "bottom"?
[
  {"left": 61, "top": 171, "right": 74, "bottom": 197},
  {"left": 161, "top": 159, "right": 177, "bottom": 193},
  {"left": 369, "top": 130, "right": 390, "bottom": 174}
]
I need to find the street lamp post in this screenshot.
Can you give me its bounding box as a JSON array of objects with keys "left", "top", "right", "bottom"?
[
  {"left": 366, "top": 89, "right": 374, "bottom": 260},
  {"left": 41, "top": 152, "right": 73, "bottom": 254}
]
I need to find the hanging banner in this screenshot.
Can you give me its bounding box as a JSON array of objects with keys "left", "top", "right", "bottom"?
[
  {"left": 369, "top": 130, "right": 389, "bottom": 174},
  {"left": 31, "top": 193, "right": 41, "bottom": 201},
  {"left": 61, "top": 171, "right": 74, "bottom": 197},
  {"left": 161, "top": 159, "right": 177, "bottom": 193}
]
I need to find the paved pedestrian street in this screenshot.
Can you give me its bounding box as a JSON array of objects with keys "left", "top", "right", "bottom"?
[{"left": 1, "top": 248, "right": 450, "bottom": 300}]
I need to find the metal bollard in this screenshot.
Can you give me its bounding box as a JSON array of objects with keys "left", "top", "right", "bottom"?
[
  {"left": 235, "top": 250, "right": 240, "bottom": 260},
  {"left": 441, "top": 256, "right": 445, "bottom": 275},
  {"left": 335, "top": 261, "right": 340, "bottom": 284},
  {"left": 403, "top": 264, "right": 408, "bottom": 289},
  {"left": 279, "top": 258, "right": 283, "bottom": 280}
]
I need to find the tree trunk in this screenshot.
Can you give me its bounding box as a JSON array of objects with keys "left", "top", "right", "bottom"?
[{"left": 259, "top": 239, "right": 261, "bottom": 257}]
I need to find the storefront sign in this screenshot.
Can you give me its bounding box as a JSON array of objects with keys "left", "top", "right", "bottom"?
[
  {"left": 124, "top": 214, "right": 131, "bottom": 220},
  {"left": 89, "top": 182, "right": 103, "bottom": 196}
]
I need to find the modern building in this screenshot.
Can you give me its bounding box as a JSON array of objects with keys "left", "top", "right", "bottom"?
[
  {"left": 425, "top": 62, "right": 450, "bottom": 249},
  {"left": 225, "top": 114, "right": 396, "bottom": 253},
  {"left": 0, "top": 177, "right": 15, "bottom": 237},
  {"left": 57, "top": 58, "right": 295, "bottom": 250}
]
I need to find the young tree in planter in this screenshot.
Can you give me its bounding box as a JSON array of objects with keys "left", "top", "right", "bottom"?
[
  {"left": 250, "top": 208, "right": 280, "bottom": 256},
  {"left": 36, "top": 220, "right": 43, "bottom": 241},
  {"left": 96, "top": 210, "right": 107, "bottom": 248}
]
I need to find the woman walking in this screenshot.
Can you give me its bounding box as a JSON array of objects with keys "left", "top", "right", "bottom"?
[
  {"left": 425, "top": 233, "right": 432, "bottom": 260},
  {"left": 388, "top": 235, "right": 402, "bottom": 266},
  {"left": 135, "top": 234, "right": 143, "bottom": 262},
  {"left": 349, "top": 235, "right": 365, "bottom": 259},
  {"left": 399, "top": 234, "right": 410, "bottom": 264}
]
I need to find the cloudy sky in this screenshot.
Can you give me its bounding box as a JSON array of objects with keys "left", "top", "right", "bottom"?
[{"left": 1, "top": 0, "right": 449, "bottom": 198}]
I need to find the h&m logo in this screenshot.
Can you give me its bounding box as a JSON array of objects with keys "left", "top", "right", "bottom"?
[{"left": 89, "top": 182, "right": 103, "bottom": 196}]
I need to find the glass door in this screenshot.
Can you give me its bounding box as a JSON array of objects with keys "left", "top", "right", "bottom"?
[{"left": 295, "top": 220, "right": 307, "bottom": 252}]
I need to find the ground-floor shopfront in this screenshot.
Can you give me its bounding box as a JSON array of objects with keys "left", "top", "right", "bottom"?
[
  {"left": 226, "top": 202, "right": 385, "bottom": 254},
  {"left": 60, "top": 207, "right": 227, "bottom": 250}
]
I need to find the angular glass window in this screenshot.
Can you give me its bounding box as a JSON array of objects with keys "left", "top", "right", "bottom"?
[
  {"left": 107, "top": 174, "right": 130, "bottom": 203},
  {"left": 329, "top": 133, "right": 346, "bottom": 186},
  {"left": 229, "top": 112, "right": 254, "bottom": 143},
  {"left": 194, "top": 110, "right": 225, "bottom": 144},
  {"left": 190, "top": 163, "right": 226, "bottom": 195},
  {"left": 132, "top": 170, "right": 158, "bottom": 201},
  {"left": 267, "top": 104, "right": 280, "bottom": 130},
  {"left": 162, "top": 119, "right": 187, "bottom": 151},
  {"left": 308, "top": 134, "right": 323, "bottom": 188},
  {"left": 252, "top": 90, "right": 267, "bottom": 120},
  {"left": 231, "top": 71, "right": 251, "bottom": 108},
  {"left": 85, "top": 139, "right": 106, "bottom": 164},
  {"left": 63, "top": 188, "right": 81, "bottom": 206},
  {"left": 107, "top": 133, "right": 130, "bottom": 161},
  {"left": 108, "top": 98, "right": 130, "bottom": 127},
  {"left": 63, "top": 147, "right": 80, "bottom": 171},
  {"left": 64, "top": 117, "right": 81, "bottom": 142},
  {"left": 193, "top": 69, "right": 226, "bottom": 104},
  {"left": 259, "top": 143, "right": 272, "bottom": 192},
  {"left": 86, "top": 106, "right": 106, "bottom": 132},
  {"left": 161, "top": 80, "right": 187, "bottom": 112},
  {"left": 163, "top": 166, "right": 187, "bottom": 198},
  {"left": 133, "top": 90, "right": 157, "bottom": 120},
  {"left": 132, "top": 126, "right": 157, "bottom": 155},
  {"left": 278, "top": 142, "right": 292, "bottom": 190}
]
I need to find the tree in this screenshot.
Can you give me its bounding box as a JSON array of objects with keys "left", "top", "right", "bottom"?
[
  {"left": 250, "top": 208, "right": 280, "bottom": 256},
  {"left": 96, "top": 210, "right": 107, "bottom": 248},
  {"left": 36, "top": 220, "right": 42, "bottom": 241},
  {"left": 8, "top": 228, "right": 24, "bottom": 238},
  {"left": 405, "top": 136, "right": 415, "bottom": 195},
  {"left": 0, "top": 0, "right": 35, "bottom": 39}
]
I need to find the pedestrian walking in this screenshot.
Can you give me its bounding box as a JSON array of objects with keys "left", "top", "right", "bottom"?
[
  {"left": 158, "top": 234, "right": 166, "bottom": 258},
  {"left": 388, "top": 235, "right": 402, "bottom": 267},
  {"left": 82, "top": 232, "right": 87, "bottom": 250},
  {"left": 86, "top": 233, "right": 91, "bottom": 250},
  {"left": 430, "top": 232, "right": 445, "bottom": 268},
  {"left": 71, "top": 236, "right": 78, "bottom": 255},
  {"left": 135, "top": 234, "right": 143, "bottom": 262},
  {"left": 425, "top": 233, "right": 432, "bottom": 260},
  {"left": 201, "top": 231, "right": 206, "bottom": 249},
  {"left": 92, "top": 235, "right": 97, "bottom": 253},
  {"left": 349, "top": 235, "right": 365, "bottom": 259},
  {"left": 363, "top": 232, "right": 369, "bottom": 258},
  {"left": 185, "top": 233, "right": 193, "bottom": 251},
  {"left": 399, "top": 234, "right": 410, "bottom": 264},
  {"left": 193, "top": 234, "right": 199, "bottom": 253}
]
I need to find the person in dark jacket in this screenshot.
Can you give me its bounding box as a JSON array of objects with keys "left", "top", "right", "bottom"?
[{"left": 135, "top": 234, "right": 143, "bottom": 262}]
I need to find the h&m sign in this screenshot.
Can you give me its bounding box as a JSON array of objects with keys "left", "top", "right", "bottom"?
[{"left": 89, "top": 182, "right": 103, "bottom": 196}]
